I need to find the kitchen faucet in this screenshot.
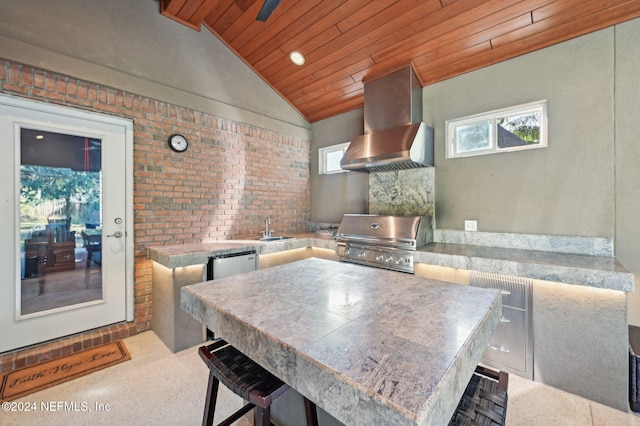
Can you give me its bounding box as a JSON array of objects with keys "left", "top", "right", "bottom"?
[{"left": 262, "top": 216, "right": 272, "bottom": 238}]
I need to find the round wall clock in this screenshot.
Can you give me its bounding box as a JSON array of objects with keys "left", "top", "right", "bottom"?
[{"left": 168, "top": 134, "right": 188, "bottom": 152}]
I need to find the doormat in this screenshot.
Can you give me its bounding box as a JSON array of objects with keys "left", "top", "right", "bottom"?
[{"left": 0, "top": 341, "right": 130, "bottom": 402}]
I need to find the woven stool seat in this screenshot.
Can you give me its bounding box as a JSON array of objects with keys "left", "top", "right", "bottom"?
[
  {"left": 199, "top": 338, "right": 318, "bottom": 426},
  {"left": 449, "top": 366, "right": 509, "bottom": 426}
]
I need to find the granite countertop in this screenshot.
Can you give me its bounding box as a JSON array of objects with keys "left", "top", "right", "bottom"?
[
  {"left": 418, "top": 243, "right": 634, "bottom": 292},
  {"left": 181, "top": 258, "right": 502, "bottom": 426},
  {"left": 147, "top": 241, "right": 262, "bottom": 269},
  {"left": 147, "top": 232, "right": 339, "bottom": 268},
  {"left": 148, "top": 235, "right": 633, "bottom": 291}
]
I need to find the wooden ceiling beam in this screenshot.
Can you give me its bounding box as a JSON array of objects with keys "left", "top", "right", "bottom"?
[
  {"left": 205, "top": 0, "right": 240, "bottom": 34},
  {"left": 262, "top": 0, "right": 438, "bottom": 86},
  {"left": 282, "top": 56, "right": 374, "bottom": 99},
  {"left": 413, "top": 41, "right": 493, "bottom": 71},
  {"left": 419, "top": 1, "right": 640, "bottom": 86},
  {"left": 371, "top": 0, "right": 551, "bottom": 65},
  {"left": 187, "top": 0, "right": 221, "bottom": 26},
  {"left": 160, "top": 0, "right": 188, "bottom": 16},
  {"left": 335, "top": 0, "right": 399, "bottom": 34},
  {"left": 532, "top": 0, "right": 610, "bottom": 23},
  {"left": 290, "top": 76, "right": 356, "bottom": 106},
  {"left": 237, "top": 1, "right": 347, "bottom": 60},
  {"left": 158, "top": 0, "right": 640, "bottom": 122},
  {"left": 246, "top": 1, "right": 369, "bottom": 74},
  {"left": 227, "top": 0, "right": 304, "bottom": 50},
  {"left": 368, "top": 12, "right": 532, "bottom": 83},
  {"left": 303, "top": 88, "right": 364, "bottom": 123},
  {"left": 176, "top": 0, "right": 206, "bottom": 24},
  {"left": 495, "top": 0, "right": 640, "bottom": 47},
  {"left": 297, "top": 81, "right": 362, "bottom": 112},
  {"left": 159, "top": 0, "right": 201, "bottom": 30},
  {"left": 218, "top": 0, "right": 265, "bottom": 41}
]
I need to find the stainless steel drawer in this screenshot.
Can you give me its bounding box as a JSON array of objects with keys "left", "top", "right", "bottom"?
[
  {"left": 495, "top": 306, "right": 526, "bottom": 338},
  {"left": 483, "top": 332, "right": 527, "bottom": 372},
  {"left": 470, "top": 271, "right": 533, "bottom": 379}
]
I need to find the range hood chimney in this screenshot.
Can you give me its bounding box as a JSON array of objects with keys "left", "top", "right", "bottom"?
[{"left": 341, "top": 65, "right": 434, "bottom": 173}]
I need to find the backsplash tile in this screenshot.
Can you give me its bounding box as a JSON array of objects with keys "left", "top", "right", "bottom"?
[
  {"left": 369, "top": 168, "right": 435, "bottom": 216},
  {"left": 434, "top": 229, "right": 613, "bottom": 257}
]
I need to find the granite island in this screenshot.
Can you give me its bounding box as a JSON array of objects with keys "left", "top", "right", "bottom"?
[{"left": 181, "top": 258, "right": 502, "bottom": 426}]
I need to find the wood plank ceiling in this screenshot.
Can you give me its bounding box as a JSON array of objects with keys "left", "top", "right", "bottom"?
[{"left": 159, "top": 0, "right": 640, "bottom": 123}]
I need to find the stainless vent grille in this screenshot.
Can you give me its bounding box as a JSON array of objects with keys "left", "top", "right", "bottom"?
[
  {"left": 469, "top": 271, "right": 533, "bottom": 380},
  {"left": 350, "top": 161, "right": 429, "bottom": 173},
  {"left": 469, "top": 272, "right": 532, "bottom": 307}
]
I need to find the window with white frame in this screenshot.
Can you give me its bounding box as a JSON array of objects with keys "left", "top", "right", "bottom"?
[
  {"left": 446, "top": 100, "right": 547, "bottom": 159},
  {"left": 319, "top": 142, "right": 350, "bottom": 174}
]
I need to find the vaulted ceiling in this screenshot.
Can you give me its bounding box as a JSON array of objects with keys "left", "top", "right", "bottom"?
[{"left": 158, "top": 0, "right": 640, "bottom": 123}]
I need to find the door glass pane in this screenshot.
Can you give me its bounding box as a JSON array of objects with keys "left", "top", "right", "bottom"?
[{"left": 20, "top": 128, "right": 102, "bottom": 316}]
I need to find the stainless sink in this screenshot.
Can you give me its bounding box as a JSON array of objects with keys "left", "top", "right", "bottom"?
[{"left": 258, "top": 236, "right": 295, "bottom": 241}]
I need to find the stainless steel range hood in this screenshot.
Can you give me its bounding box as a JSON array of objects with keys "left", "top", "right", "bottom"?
[{"left": 341, "top": 65, "right": 434, "bottom": 173}]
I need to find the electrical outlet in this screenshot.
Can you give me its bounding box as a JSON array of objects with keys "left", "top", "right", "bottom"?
[{"left": 464, "top": 220, "right": 477, "bottom": 232}]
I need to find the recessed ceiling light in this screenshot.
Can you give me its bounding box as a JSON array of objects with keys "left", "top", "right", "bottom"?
[
  {"left": 36, "top": 135, "right": 44, "bottom": 140},
  {"left": 290, "top": 51, "right": 305, "bottom": 66}
]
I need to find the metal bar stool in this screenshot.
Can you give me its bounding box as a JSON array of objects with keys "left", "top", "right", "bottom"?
[
  {"left": 199, "top": 338, "right": 318, "bottom": 426},
  {"left": 449, "top": 365, "right": 509, "bottom": 426}
]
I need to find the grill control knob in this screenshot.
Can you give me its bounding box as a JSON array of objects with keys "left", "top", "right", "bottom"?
[
  {"left": 385, "top": 256, "right": 394, "bottom": 263},
  {"left": 396, "top": 258, "right": 404, "bottom": 265},
  {"left": 375, "top": 254, "right": 385, "bottom": 262},
  {"left": 344, "top": 248, "right": 350, "bottom": 256},
  {"left": 358, "top": 252, "right": 366, "bottom": 259}
]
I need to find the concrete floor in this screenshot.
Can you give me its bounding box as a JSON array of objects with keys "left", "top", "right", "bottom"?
[{"left": 3, "top": 330, "right": 640, "bottom": 425}]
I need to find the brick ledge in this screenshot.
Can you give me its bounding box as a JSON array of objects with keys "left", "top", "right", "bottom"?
[{"left": 0, "top": 322, "right": 137, "bottom": 374}]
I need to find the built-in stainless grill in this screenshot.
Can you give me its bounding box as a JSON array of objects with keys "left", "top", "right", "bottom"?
[{"left": 335, "top": 214, "right": 433, "bottom": 273}]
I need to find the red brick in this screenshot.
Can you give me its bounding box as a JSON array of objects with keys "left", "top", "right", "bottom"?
[
  {"left": 72, "top": 337, "right": 83, "bottom": 352},
  {"left": 1, "top": 83, "right": 29, "bottom": 95},
  {"left": 0, "top": 352, "right": 16, "bottom": 373},
  {"left": 14, "top": 354, "right": 26, "bottom": 369},
  {"left": 61, "top": 341, "right": 73, "bottom": 356},
  {"left": 32, "top": 69, "right": 44, "bottom": 88},
  {"left": 67, "top": 79, "right": 78, "bottom": 96},
  {"left": 8, "top": 62, "right": 20, "bottom": 84},
  {"left": 21, "top": 67, "right": 33, "bottom": 86},
  {"left": 56, "top": 77, "right": 67, "bottom": 94},
  {"left": 44, "top": 71, "right": 56, "bottom": 92}
]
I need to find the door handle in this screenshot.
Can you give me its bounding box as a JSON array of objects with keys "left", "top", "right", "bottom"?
[{"left": 107, "top": 231, "right": 123, "bottom": 238}]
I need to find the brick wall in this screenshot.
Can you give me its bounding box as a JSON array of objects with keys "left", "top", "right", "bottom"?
[{"left": 1, "top": 59, "right": 311, "bottom": 334}]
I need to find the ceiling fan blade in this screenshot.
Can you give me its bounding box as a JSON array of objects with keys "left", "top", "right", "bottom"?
[{"left": 256, "top": 0, "right": 281, "bottom": 22}]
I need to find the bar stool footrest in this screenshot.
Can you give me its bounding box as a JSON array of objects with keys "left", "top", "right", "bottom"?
[
  {"left": 449, "top": 365, "right": 509, "bottom": 426},
  {"left": 199, "top": 338, "right": 318, "bottom": 426}
]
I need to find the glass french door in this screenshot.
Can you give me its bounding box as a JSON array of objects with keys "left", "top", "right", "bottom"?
[
  {"left": 20, "top": 128, "right": 105, "bottom": 315},
  {"left": 0, "top": 95, "right": 133, "bottom": 353}
]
